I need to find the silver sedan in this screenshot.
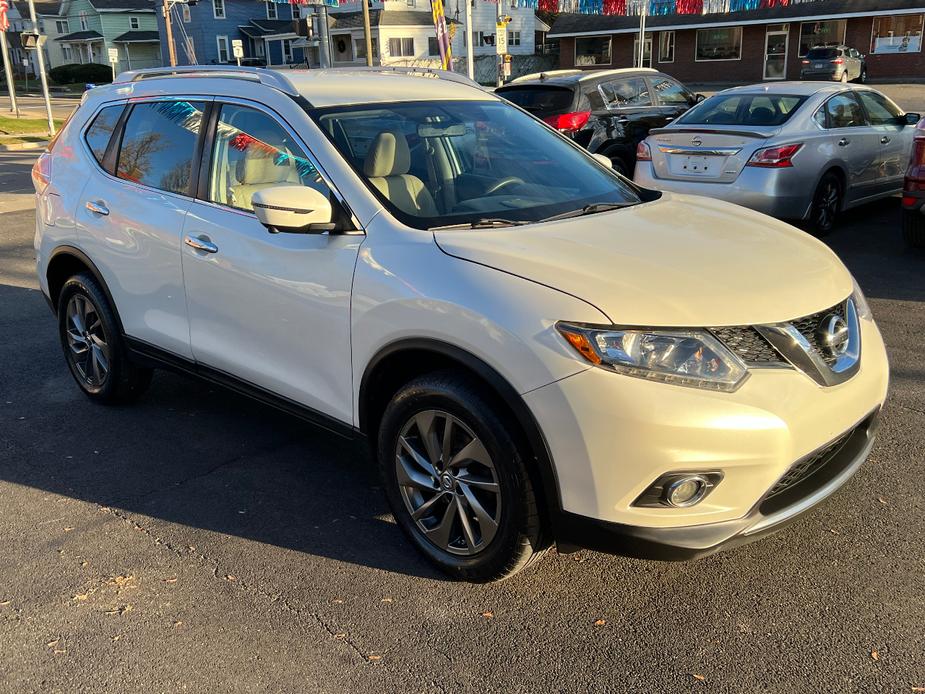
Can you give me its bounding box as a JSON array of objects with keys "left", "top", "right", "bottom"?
[{"left": 633, "top": 82, "right": 921, "bottom": 234}]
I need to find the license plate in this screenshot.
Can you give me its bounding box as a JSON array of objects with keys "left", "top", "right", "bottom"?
[
  {"left": 681, "top": 156, "right": 710, "bottom": 174},
  {"left": 814, "top": 62, "right": 824, "bottom": 68}
]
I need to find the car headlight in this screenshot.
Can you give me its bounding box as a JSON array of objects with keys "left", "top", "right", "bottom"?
[
  {"left": 556, "top": 322, "right": 748, "bottom": 392},
  {"left": 852, "top": 277, "right": 873, "bottom": 320}
]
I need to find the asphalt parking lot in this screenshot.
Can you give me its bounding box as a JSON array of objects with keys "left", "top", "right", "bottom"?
[{"left": 1, "top": 144, "right": 924, "bottom": 692}]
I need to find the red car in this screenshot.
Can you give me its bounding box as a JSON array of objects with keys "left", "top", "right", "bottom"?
[{"left": 903, "top": 117, "right": 925, "bottom": 248}]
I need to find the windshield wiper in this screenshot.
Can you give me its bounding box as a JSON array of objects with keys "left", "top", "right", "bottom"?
[
  {"left": 429, "top": 218, "right": 529, "bottom": 231},
  {"left": 539, "top": 202, "right": 633, "bottom": 224}
]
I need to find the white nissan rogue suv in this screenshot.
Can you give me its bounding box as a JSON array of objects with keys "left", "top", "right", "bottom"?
[{"left": 33, "top": 66, "right": 888, "bottom": 581}]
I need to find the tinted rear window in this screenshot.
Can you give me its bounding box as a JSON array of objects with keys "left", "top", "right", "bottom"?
[
  {"left": 84, "top": 105, "right": 123, "bottom": 165},
  {"left": 496, "top": 86, "right": 575, "bottom": 115},
  {"left": 806, "top": 48, "right": 839, "bottom": 60},
  {"left": 677, "top": 94, "right": 807, "bottom": 127}
]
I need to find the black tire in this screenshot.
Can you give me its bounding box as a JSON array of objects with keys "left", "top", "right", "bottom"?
[
  {"left": 377, "top": 371, "right": 547, "bottom": 582},
  {"left": 609, "top": 157, "right": 629, "bottom": 177},
  {"left": 57, "top": 273, "right": 152, "bottom": 404},
  {"left": 807, "top": 172, "right": 843, "bottom": 236},
  {"left": 903, "top": 208, "right": 925, "bottom": 248},
  {"left": 858, "top": 67, "right": 868, "bottom": 84},
  {"left": 840, "top": 71, "right": 849, "bottom": 83}
]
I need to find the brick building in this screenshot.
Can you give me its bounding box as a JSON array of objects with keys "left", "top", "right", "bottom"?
[{"left": 549, "top": 0, "right": 925, "bottom": 82}]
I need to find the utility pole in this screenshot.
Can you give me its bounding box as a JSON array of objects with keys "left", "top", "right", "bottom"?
[
  {"left": 0, "top": 30, "right": 18, "bottom": 115},
  {"left": 317, "top": 3, "right": 331, "bottom": 68},
  {"left": 361, "top": 0, "right": 372, "bottom": 66},
  {"left": 464, "top": 0, "right": 473, "bottom": 80},
  {"left": 637, "top": 1, "right": 647, "bottom": 68},
  {"left": 163, "top": 0, "right": 177, "bottom": 66},
  {"left": 26, "top": 0, "right": 54, "bottom": 134},
  {"left": 495, "top": 0, "right": 501, "bottom": 87}
]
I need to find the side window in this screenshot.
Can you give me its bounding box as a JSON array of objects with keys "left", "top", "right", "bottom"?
[
  {"left": 856, "top": 91, "right": 902, "bottom": 126},
  {"left": 599, "top": 77, "right": 651, "bottom": 109},
  {"left": 823, "top": 93, "right": 865, "bottom": 129},
  {"left": 207, "top": 103, "right": 327, "bottom": 212},
  {"left": 116, "top": 100, "right": 207, "bottom": 194},
  {"left": 84, "top": 105, "right": 123, "bottom": 165},
  {"left": 651, "top": 77, "right": 691, "bottom": 106}
]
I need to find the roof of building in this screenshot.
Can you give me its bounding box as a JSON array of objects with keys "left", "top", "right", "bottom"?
[
  {"left": 12, "top": 1, "right": 61, "bottom": 17},
  {"left": 549, "top": 0, "right": 925, "bottom": 37},
  {"left": 329, "top": 9, "right": 458, "bottom": 30},
  {"left": 55, "top": 29, "right": 104, "bottom": 41},
  {"left": 112, "top": 30, "right": 159, "bottom": 42},
  {"left": 88, "top": 0, "right": 155, "bottom": 10}
]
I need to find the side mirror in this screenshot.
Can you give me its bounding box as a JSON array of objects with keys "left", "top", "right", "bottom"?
[
  {"left": 251, "top": 185, "right": 335, "bottom": 234},
  {"left": 904, "top": 112, "right": 921, "bottom": 126},
  {"left": 695, "top": 93, "right": 707, "bottom": 103},
  {"left": 592, "top": 153, "right": 612, "bottom": 168}
]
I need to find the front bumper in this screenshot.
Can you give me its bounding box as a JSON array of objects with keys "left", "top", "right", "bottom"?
[{"left": 633, "top": 161, "right": 813, "bottom": 220}]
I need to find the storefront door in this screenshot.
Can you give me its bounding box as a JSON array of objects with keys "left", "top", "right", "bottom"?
[{"left": 764, "top": 25, "right": 789, "bottom": 80}]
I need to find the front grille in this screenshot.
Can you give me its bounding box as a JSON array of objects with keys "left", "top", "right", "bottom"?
[
  {"left": 710, "top": 326, "right": 782, "bottom": 364},
  {"left": 790, "top": 301, "right": 847, "bottom": 368},
  {"left": 766, "top": 429, "right": 854, "bottom": 499}
]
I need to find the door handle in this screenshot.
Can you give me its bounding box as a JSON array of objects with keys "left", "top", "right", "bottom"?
[
  {"left": 880, "top": 136, "right": 891, "bottom": 144},
  {"left": 837, "top": 138, "right": 850, "bottom": 147},
  {"left": 85, "top": 200, "right": 109, "bottom": 216},
  {"left": 184, "top": 235, "right": 218, "bottom": 254}
]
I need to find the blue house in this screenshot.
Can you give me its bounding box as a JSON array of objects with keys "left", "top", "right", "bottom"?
[{"left": 155, "top": 0, "right": 305, "bottom": 67}]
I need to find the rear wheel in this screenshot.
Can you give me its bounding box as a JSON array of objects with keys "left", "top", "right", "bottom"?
[
  {"left": 58, "top": 273, "right": 152, "bottom": 404},
  {"left": 807, "top": 172, "right": 842, "bottom": 236},
  {"left": 377, "top": 372, "right": 546, "bottom": 581},
  {"left": 902, "top": 208, "right": 925, "bottom": 248},
  {"left": 609, "top": 157, "right": 628, "bottom": 177},
  {"left": 840, "top": 71, "right": 849, "bottom": 83}
]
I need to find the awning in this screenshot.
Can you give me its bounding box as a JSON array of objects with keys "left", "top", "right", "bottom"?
[
  {"left": 112, "top": 30, "right": 159, "bottom": 42},
  {"left": 55, "top": 30, "right": 104, "bottom": 42}
]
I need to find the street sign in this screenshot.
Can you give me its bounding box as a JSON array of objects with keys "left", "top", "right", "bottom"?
[
  {"left": 108, "top": 47, "right": 119, "bottom": 63},
  {"left": 232, "top": 39, "right": 243, "bottom": 58},
  {"left": 495, "top": 22, "right": 507, "bottom": 55}
]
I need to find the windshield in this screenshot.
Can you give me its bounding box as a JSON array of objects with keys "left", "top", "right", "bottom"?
[
  {"left": 677, "top": 94, "right": 807, "bottom": 127},
  {"left": 495, "top": 85, "right": 575, "bottom": 116},
  {"left": 309, "top": 99, "right": 642, "bottom": 230}
]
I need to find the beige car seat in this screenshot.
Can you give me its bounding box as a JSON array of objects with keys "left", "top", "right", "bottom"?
[{"left": 363, "top": 131, "right": 438, "bottom": 217}]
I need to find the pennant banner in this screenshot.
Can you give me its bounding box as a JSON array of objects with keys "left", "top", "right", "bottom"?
[{"left": 430, "top": 0, "right": 453, "bottom": 70}]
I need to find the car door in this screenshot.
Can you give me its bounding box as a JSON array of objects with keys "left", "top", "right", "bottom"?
[
  {"left": 76, "top": 97, "right": 210, "bottom": 360},
  {"left": 180, "top": 100, "right": 362, "bottom": 424},
  {"left": 648, "top": 74, "right": 695, "bottom": 125},
  {"left": 855, "top": 89, "right": 911, "bottom": 194},
  {"left": 817, "top": 91, "right": 881, "bottom": 204},
  {"left": 595, "top": 77, "right": 663, "bottom": 171}
]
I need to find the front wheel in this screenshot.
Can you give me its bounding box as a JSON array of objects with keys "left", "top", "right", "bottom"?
[
  {"left": 858, "top": 67, "right": 868, "bottom": 84},
  {"left": 807, "top": 172, "right": 842, "bottom": 236},
  {"left": 840, "top": 71, "right": 849, "bottom": 83},
  {"left": 377, "top": 372, "right": 547, "bottom": 581}
]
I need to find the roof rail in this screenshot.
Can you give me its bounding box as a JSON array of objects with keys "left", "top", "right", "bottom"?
[
  {"left": 333, "top": 65, "right": 480, "bottom": 88},
  {"left": 509, "top": 69, "right": 582, "bottom": 83},
  {"left": 576, "top": 67, "right": 658, "bottom": 81},
  {"left": 113, "top": 65, "right": 300, "bottom": 96}
]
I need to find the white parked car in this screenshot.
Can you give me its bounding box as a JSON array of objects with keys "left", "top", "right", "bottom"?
[{"left": 33, "top": 66, "right": 888, "bottom": 581}]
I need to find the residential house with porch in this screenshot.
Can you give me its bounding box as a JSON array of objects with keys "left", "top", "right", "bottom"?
[
  {"left": 154, "top": 0, "right": 305, "bottom": 67},
  {"left": 54, "top": 0, "right": 160, "bottom": 73}
]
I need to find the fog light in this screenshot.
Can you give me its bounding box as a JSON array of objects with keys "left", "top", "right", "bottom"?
[{"left": 633, "top": 471, "right": 723, "bottom": 508}]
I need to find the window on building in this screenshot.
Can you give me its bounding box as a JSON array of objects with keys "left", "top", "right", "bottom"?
[
  {"left": 633, "top": 34, "right": 653, "bottom": 67},
  {"left": 256, "top": 40, "right": 265, "bottom": 56},
  {"left": 212, "top": 0, "right": 225, "bottom": 19},
  {"left": 856, "top": 91, "right": 903, "bottom": 125},
  {"left": 508, "top": 30, "right": 521, "bottom": 47},
  {"left": 599, "top": 77, "right": 651, "bottom": 108},
  {"left": 216, "top": 35, "right": 229, "bottom": 63},
  {"left": 182, "top": 5, "right": 191, "bottom": 22},
  {"left": 84, "top": 105, "right": 123, "bottom": 165},
  {"left": 798, "top": 20, "right": 846, "bottom": 56},
  {"left": 477, "top": 32, "right": 495, "bottom": 47},
  {"left": 130, "top": 17, "right": 140, "bottom": 29},
  {"left": 355, "top": 38, "right": 379, "bottom": 59},
  {"left": 406, "top": 0, "right": 415, "bottom": 6},
  {"left": 79, "top": 12, "right": 88, "bottom": 30},
  {"left": 871, "top": 14, "right": 924, "bottom": 54},
  {"left": 266, "top": 1, "right": 277, "bottom": 19},
  {"left": 116, "top": 101, "right": 207, "bottom": 195},
  {"left": 388, "top": 37, "right": 414, "bottom": 57},
  {"left": 696, "top": 27, "right": 742, "bottom": 61},
  {"left": 55, "top": 19, "right": 68, "bottom": 33},
  {"left": 659, "top": 30, "right": 674, "bottom": 62},
  {"left": 575, "top": 36, "right": 611, "bottom": 66},
  {"left": 428, "top": 37, "right": 440, "bottom": 56},
  {"left": 283, "top": 39, "right": 293, "bottom": 63},
  {"left": 62, "top": 45, "right": 72, "bottom": 61},
  {"left": 207, "top": 104, "right": 327, "bottom": 212}
]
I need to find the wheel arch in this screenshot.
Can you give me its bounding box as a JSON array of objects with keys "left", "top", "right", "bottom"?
[
  {"left": 359, "top": 338, "right": 563, "bottom": 530},
  {"left": 46, "top": 246, "right": 124, "bottom": 333}
]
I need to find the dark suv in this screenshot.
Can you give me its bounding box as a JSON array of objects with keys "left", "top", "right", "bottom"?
[{"left": 496, "top": 68, "right": 703, "bottom": 176}]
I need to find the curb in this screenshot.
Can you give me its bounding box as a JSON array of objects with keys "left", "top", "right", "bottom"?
[{"left": 0, "top": 140, "right": 49, "bottom": 151}]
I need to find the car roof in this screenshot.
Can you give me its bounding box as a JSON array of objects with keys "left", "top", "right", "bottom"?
[
  {"left": 107, "top": 66, "right": 492, "bottom": 108},
  {"left": 713, "top": 81, "right": 872, "bottom": 97},
  {"left": 502, "top": 67, "right": 660, "bottom": 88}
]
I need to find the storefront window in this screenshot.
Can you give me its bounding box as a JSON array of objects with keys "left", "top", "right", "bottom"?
[
  {"left": 871, "top": 14, "right": 924, "bottom": 54},
  {"left": 659, "top": 31, "right": 675, "bottom": 62},
  {"left": 575, "top": 37, "right": 611, "bottom": 66},
  {"left": 695, "top": 27, "right": 742, "bottom": 61},
  {"left": 799, "top": 20, "right": 846, "bottom": 56}
]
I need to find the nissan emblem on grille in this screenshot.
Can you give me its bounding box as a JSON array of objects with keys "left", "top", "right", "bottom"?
[
  {"left": 816, "top": 314, "right": 850, "bottom": 358},
  {"left": 690, "top": 136, "right": 702, "bottom": 146}
]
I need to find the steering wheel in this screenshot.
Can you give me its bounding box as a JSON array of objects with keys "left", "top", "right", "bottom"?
[{"left": 484, "top": 176, "right": 525, "bottom": 196}]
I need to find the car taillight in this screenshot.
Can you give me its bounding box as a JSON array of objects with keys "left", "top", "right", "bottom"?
[
  {"left": 906, "top": 133, "right": 925, "bottom": 183},
  {"left": 543, "top": 110, "right": 591, "bottom": 133},
  {"left": 832, "top": 58, "right": 844, "bottom": 65},
  {"left": 746, "top": 143, "right": 803, "bottom": 168},
  {"left": 801, "top": 59, "right": 810, "bottom": 65},
  {"left": 636, "top": 141, "right": 652, "bottom": 161},
  {"left": 31, "top": 152, "right": 52, "bottom": 194}
]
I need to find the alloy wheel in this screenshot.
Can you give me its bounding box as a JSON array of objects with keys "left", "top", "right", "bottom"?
[
  {"left": 65, "top": 294, "right": 110, "bottom": 387},
  {"left": 394, "top": 410, "right": 502, "bottom": 556},
  {"left": 813, "top": 179, "right": 839, "bottom": 232}
]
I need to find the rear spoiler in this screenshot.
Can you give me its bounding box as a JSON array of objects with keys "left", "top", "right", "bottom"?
[{"left": 648, "top": 127, "right": 774, "bottom": 139}]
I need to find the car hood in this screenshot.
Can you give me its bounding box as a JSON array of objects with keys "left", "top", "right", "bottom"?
[{"left": 433, "top": 193, "right": 853, "bottom": 327}]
